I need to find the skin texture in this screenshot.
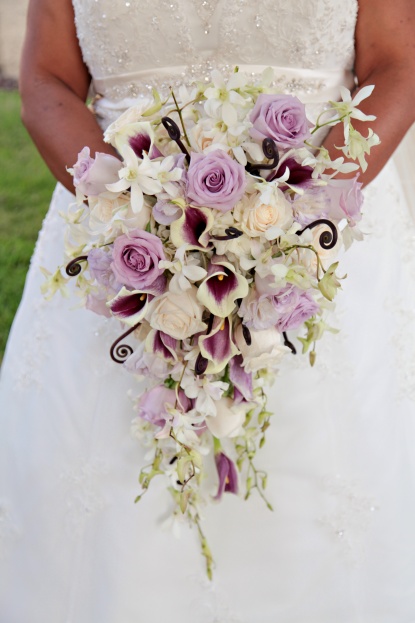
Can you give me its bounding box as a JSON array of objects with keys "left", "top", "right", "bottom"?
[
  {"left": 322, "top": 0, "right": 415, "bottom": 183},
  {"left": 20, "top": 0, "right": 415, "bottom": 192}
]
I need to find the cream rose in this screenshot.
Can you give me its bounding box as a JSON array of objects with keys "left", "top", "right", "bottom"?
[
  {"left": 88, "top": 196, "right": 151, "bottom": 242},
  {"left": 205, "top": 397, "right": 246, "bottom": 438},
  {"left": 146, "top": 286, "right": 206, "bottom": 340},
  {"left": 235, "top": 188, "right": 293, "bottom": 237},
  {"left": 234, "top": 325, "right": 289, "bottom": 373},
  {"left": 190, "top": 123, "right": 215, "bottom": 153},
  {"left": 307, "top": 223, "right": 341, "bottom": 271}
]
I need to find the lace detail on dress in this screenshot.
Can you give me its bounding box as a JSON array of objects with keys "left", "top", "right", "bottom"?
[
  {"left": 188, "top": 573, "right": 248, "bottom": 623},
  {"left": 319, "top": 475, "right": 379, "bottom": 566},
  {"left": 384, "top": 180, "right": 415, "bottom": 403},
  {"left": 11, "top": 186, "right": 64, "bottom": 391},
  {"left": 72, "top": 0, "right": 357, "bottom": 99},
  {"left": 60, "top": 457, "right": 109, "bottom": 537},
  {"left": 12, "top": 299, "right": 53, "bottom": 391},
  {"left": 387, "top": 303, "right": 415, "bottom": 402},
  {"left": 0, "top": 498, "right": 21, "bottom": 559}
]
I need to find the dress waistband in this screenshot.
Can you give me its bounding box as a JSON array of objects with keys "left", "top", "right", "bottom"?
[
  {"left": 93, "top": 64, "right": 355, "bottom": 103},
  {"left": 92, "top": 64, "right": 355, "bottom": 132}
]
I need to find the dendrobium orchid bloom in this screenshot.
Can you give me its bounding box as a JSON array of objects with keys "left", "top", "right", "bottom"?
[
  {"left": 339, "top": 126, "right": 380, "bottom": 172},
  {"left": 214, "top": 452, "right": 238, "bottom": 500},
  {"left": 158, "top": 244, "right": 207, "bottom": 293},
  {"left": 106, "top": 146, "right": 163, "bottom": 213},
  {"left": 197, "top": 255, "right": 249, "bottom": 317},
  {"left": 330, "top": 85, "right": 377, "bottom": 125},
  {"left": 204, "top": 69, "right": 250, "bottom": 127},
  {"left": 40, "top": 267, "right": 70, "bottom": 300}
]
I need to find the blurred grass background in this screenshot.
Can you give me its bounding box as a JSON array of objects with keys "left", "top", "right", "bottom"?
[{"left": 0, "top": 89, "right": 55, "bottom": 360}]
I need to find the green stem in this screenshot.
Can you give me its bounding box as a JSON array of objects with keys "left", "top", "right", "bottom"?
[
  {"left": 170, "top": 88, "right": 191, "bottom": 147},
  {"left": 311, "top": 113, "right": 349, "bottom": 135},
  {"left": 193, "top": 510, "right": 214, "bottom": 580},
  {"left": 284, "top": 244, "right": 325, "bottom": 281}
]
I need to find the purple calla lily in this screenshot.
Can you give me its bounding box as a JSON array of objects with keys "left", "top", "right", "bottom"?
[
  {"left": 129, "top": 131, "right": 163, "bottom": 160},
  {"left": 170, "top": 205, "right": 214, "bottom": 250},
  {"left": 229, "top": 355, "right": 253, "bottom": 403},
  {"left": 108, "top": 287, "right": 149, "bottom": 326},
  {"left": 214, "top": 452, "right": 238, "bottom": 500},
  {"left": 272, "top": 157, "right": 314, "bottom": 188},
  {"left": 199, "top": 316, "right": 239, "bottom": 374},
  {"left": 145, "top": 329, "right": 178, "bottom": 362},
  {"left": 197, "top": 255, "right": 249, "bottom": 317}
]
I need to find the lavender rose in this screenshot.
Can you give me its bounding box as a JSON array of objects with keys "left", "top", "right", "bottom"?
[
  {"left": 88, "top": 248, "right": 120, "bottom": 290},
  {"left": 137, "top": 386, "right": 192, "bottom": 427},
  {"left": 72, "top": 147, "right": 122, "bottom": 196},
  {"left": 250, "top": 94, "right": 311, "bottom": 148},
  {"left": 186, "top": 150, "right": 246, "bottom": 212},
  {"left": 273, "top": 286, "right": 319, "bottom": 332},
  {"left": 111, "top": 229, "right": 166, "bottom": 294}
]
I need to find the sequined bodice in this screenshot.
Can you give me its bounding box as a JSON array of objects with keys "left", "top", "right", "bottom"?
[{"left": 72, "top": 0, "right": 358, "bottom": 102}]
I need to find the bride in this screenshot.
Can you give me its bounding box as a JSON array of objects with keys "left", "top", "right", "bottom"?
[{"left": 1, "top": 0, "right": 415, "bottom": 621}]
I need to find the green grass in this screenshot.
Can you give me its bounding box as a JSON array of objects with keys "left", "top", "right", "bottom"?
[{"left": 0, "top": 90, "right": 55, "bottom": 359}]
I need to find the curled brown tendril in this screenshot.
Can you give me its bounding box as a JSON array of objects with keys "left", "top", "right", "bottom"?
[
  {"left": 65, "top": 255, "right": 88, "bottom": 277},
  {"left": 110, "top": 322, "right": 141, "bottom": 364},
  {"left": 211, "top": 227, "right": 243, "bottom": 241},
  {"left": 161, "top": 116, "right": 191, "bottom": 164},
  {"left": 246, "top": 138, "right": 280, "bottom": 177},
  {"left": 283, "top": 331, "right": 297, "bottom": 355},
  {"left": 298, "top": 219, "right": 338, "bottom": 250}
]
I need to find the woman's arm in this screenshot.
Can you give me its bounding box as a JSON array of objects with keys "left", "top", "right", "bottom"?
[
  {"left": 20, "top": 0, "right": 117, "bottom": 193},
  {"left": 322, "top": 0, "right": 415, "bottom": 185}
]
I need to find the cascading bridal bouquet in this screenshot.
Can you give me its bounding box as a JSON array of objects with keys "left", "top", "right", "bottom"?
[{"left": 43, "top": 68, "right": 379, "bottom": 577}]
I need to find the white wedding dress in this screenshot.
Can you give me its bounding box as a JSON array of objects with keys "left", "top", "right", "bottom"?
[{"left": 1, "top": 1, "right": 415, "bottom": 621}]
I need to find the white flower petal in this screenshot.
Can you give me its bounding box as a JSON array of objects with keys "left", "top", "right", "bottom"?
[
  {"left": 222, "top": 101, "right": 238, "bottom": 127},
  {"left": 352, "top": 84, "right": 375, "bottom": 106}
]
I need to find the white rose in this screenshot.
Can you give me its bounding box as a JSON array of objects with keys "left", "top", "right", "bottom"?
[
  {"left": 302, "top": 223, "right": 341, "bottom": 272},
  {"left": 189, "top": 123, "right": 215, "bottom": 153},
  {"left": 146, "top": 286, "right": 206, "bottom": 340},
  {"left": 235, "top": 187, "right": 293, "bottom": 237},
  {"left": 88, "top": 196, "right": 151, "bottom": 241},
  {"left": 234, "top": 325, "right": 289, "bottom": 373},
  {"left": 205, "top": 397, "right": 246, "bottom": 438}
]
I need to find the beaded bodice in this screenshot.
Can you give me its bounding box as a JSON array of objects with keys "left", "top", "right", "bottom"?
[{"left": 72, "top": 0, "right": 358, "bottom": 102}]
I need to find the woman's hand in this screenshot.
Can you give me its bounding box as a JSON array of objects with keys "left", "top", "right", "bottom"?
[
  {"left": 322, "top": 0, "right": 415, "bottom": 185},
  {"left": 20, "top": 0, "right": 117, "bottom": 193}
]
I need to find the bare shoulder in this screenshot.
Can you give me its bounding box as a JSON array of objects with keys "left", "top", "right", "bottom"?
[
  {"left": 355, "top": 0, "right": 415, "bottom": 79},
  {"left": 20, "top": 0, "right": 90, "bottom": 100}
]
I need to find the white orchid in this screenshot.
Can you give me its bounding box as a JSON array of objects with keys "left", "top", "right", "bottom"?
[
  {"left": 158, "top": 245, "right": 207, "bottom": 293},
  {"left": 204, "top": 69, "right": 250, "bottom": 127},
  {"left": 340, "top": 125, "right": 381, "bottom": 172},
  {"left": 329, "top": 85, "right": 377, "bottom": 124},
  {"left": 302, "top": 146, "right": 359, "bottom": 178},
  {"left": 106, "top": 146, "right": 162, "bottom": 212}
]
